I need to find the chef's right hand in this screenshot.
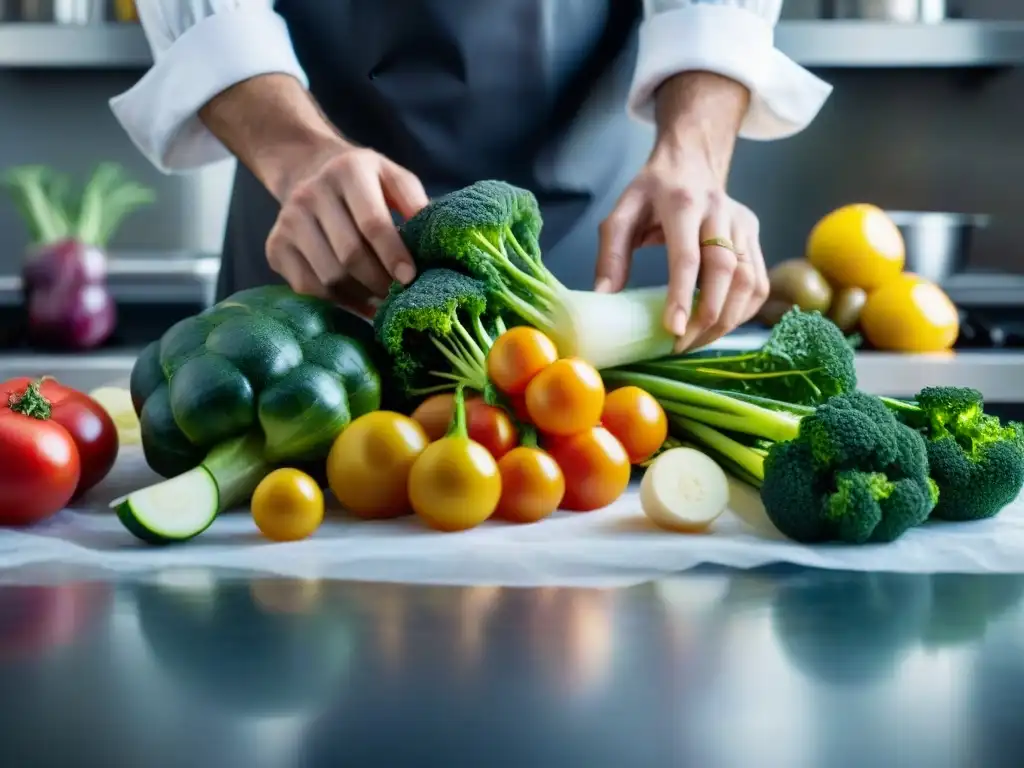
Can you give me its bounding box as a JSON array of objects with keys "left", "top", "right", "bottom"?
[{"left": 265, "top": 144, "right": 428, "bottom": 317}]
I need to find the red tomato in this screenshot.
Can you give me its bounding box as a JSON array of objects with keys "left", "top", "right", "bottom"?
[
  {"left": 2, "top": 377, "right": 118, "bottom": 499},
  {"left": 486, "top": 327, "right": 559, "bottom": 396},
  {"left": 547, "top": 426, "right": 630, "bottom": 512},
  {"left": 524, "top": 357, "right": 605, "bottom": 437},
  {"left": 0, "top": 387, "right": 81, "bottom": 526},
  {"left": 494, "top": 446, "right": 565, "bottom": 523},
  {"left": 410, "top": 392, "right": 519, "bottom": 460},
  {"left": 601, "top": 386, "right": 668, "bottom": 464}
]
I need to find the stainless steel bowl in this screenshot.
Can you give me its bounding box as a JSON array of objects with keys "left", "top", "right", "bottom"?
[
  {"left": 885, "top": 211, "right": 989, "bottom": 284},
  {"left": 822, "top": 0, "right": 948, "bottom": 23}
]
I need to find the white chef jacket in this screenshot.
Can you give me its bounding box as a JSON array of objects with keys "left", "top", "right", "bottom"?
[{"left": 112, "top": 0, "right": 833, "bottom": 174}]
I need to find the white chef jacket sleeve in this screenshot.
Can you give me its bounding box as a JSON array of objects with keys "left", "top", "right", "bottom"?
[
  {"left": 109, "top": 0, "right": 308, "bottom": 173},
  {"left": 628, "top": 0, "right": 832, "bottom": 140}
]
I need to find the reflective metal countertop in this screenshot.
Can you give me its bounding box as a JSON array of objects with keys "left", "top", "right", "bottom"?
[{"left": 0, "top": 566, "right": 1020, "bottom": 767}]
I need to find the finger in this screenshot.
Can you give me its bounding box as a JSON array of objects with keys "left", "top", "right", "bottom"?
[
  {"left": 380, "top": 159, "right": 429, "bottom": 220},
  {"left": 676, "top": 212, "right": 739, "bottom": 351},
  {"left": 326, "top": 276, "right": 379, "bottom": 320},
  {"left": 742, "top": 233, "right": 770, "bottom": 324},
  {"left": 691, "top": 228, "right": 756, "bottom": 350},
  {"left": 656, "top": 195, "right": 703, "bottom": 341},
  {"left": 311, "top": 194, "right": 393, "bottom": 298},
  {"left": 284, "top": 206, "right": 345, "bottom": 288},
  {"left": 595, "top": 187, "right": 646, "bottom": 293},
  {"left": 275, "top": 246, "right": 330, "bottom": 300},
  {"left": 691, "top": 217, "right": 761, "bottom": 348},
  {"left": 342, "top": 162, "right": 418, "bottom": 285}
]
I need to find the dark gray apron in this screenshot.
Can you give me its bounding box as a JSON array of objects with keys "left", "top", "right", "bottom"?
[{"left": 217, "top": 0, "right": 663, "bottom": 301}]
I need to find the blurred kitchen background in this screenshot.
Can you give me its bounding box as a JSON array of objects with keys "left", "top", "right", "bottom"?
[{"left": 0, "top": 0, "right": 1023, "bottom": 349}]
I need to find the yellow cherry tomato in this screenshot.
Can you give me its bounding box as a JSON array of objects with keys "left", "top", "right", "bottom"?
[
  {"left": 251, "top": 468, "right": 325, "bottom": 542},
  {"left": 409, "top": 437, "right": 502, "bottom": 531},
  {"left": 327, "top": 411, "right": 429, "bottom": 519},
  {"left": 408, "top": 389, "right": 502, "bottom": 531},
  {"left": 807, "top": 204, "right": 905, "bottom": 290},
  {"left": 860, "top": 273, "right": 960, "bottom": 353}
]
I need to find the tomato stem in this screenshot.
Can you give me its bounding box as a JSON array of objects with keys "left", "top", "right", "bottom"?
[
  {"left": 446, "top": 385, "right": 469, "bottom": 439},
  {"left": 519, "top": 424, "right": 539, "bottom": 449},
  {"left": 7, "top": 379, "right": 51, "bottom": 420}
]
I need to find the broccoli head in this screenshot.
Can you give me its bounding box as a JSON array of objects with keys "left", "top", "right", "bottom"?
[
  {"left": 373, "top": 268, "right": 504, "bottom": 397},
  {"left": 890, "top": 386, "right": 1024, "bottom": 521},
  {"left": 760, "top": 391, "right": 936, "bottom": 544},
  {"left": 398, "top": 180, "right": 555, "bottom": 330}
]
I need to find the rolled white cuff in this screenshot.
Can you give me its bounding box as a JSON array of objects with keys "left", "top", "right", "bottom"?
[
  {"left": 628, "top": 5, "right": 833, "bottom": 141},
  {"left": 109, "top": 5, "right": 308, "bottom": 173}
]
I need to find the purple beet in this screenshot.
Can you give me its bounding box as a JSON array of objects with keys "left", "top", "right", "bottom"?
[{"left": 24, "top": 239, "right": 116, "bottom": 350}]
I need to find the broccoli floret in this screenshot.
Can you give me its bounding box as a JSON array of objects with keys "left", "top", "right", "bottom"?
[
  {"left": 373, "top": 268, "right": 505, "bottom": 397},
  {"left": 760, "top": 393, "right": 936, "bottom": 544},
  {"left": 621, "top": 307, "right": 857, "bottom": 407},
  {"left": 884, "top": 386, "right": 1024, "bottom": 521},
  {"left": 399, "top": 180, "right": 557, "bottom": 332}
]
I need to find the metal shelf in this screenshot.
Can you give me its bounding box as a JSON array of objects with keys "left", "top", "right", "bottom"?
[
  {"left": 0, "top": 23, "right": 151, "bottom": 68},
  {"left": 2, "top": 20, "right": 1024, "bottom": 70},
  {"left": 777, "top": 20, "right": 1024, "bottom": 68}
]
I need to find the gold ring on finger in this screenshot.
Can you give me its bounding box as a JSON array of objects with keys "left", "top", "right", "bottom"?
[{"left": 699, "top": 236, "right": 742, "bottom": 256}]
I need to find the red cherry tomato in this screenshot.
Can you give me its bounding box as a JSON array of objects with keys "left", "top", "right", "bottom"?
[
  {"left": 547, "top": 426, "right": 630, "bottom": 512},
  {"left": 2, "top": 377, "right": 118, "bottom": 499},
  {"left": 410, "top": 392, "right": 518, "bottom": 460},
  {"left": 601, "top": 386, "right": 668, "bottom": 464},
  {"left": 524, "top": 357, "right": 605, "bottom": 437},
  {"left": 0, "top": 384, "right": 81, "bottom": 526},
  {"left": 486, "top": 327, "right": 559, "bottom": 396},
  {"left": 494, "top": 446, "right": 565, "bottom": 523}
]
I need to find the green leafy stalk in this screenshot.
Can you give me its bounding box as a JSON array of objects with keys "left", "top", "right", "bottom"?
[{"left": 3, "top": 163, "right": 154, "bottom": 249}]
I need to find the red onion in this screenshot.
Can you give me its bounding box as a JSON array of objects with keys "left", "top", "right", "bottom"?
[
  {"left": 3, "top": 163, "right": 154, "bottom": 351},
  {"left": 23, "top": 239, "right": 117, "bottom": 350}
]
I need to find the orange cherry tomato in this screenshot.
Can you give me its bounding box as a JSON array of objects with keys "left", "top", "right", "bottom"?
[
  {"left": 547, "top": 426, "right": 630, "bottom": 512},
  {"left": 487, "top": 326, "right": 559, "bottom": 396},
  {"left": 524, "top": 357, "right": 604, "bottom": 437},
  {"left": 601, "top": 386, "right": 668, "bottom": 464},
  {"left": 410, "top": 393, "right": 518, "bottom": 460},
  {"left": 494, "top": 446, "right": 565, "bottom": 523}
]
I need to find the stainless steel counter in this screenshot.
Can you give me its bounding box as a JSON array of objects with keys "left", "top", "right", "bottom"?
[
  {"left": 0, "top": 565, "right": 1020, "bottom": 767},
  {"left": 2, "top": 346, "right": 1023, "bottom": 402}
]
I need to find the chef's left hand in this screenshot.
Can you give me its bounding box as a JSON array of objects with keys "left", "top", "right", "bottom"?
[{"left": 595, "top": 76, "right": 769, "bottom": 352}]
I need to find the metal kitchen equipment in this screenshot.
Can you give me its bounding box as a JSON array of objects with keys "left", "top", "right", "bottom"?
[
  {"left": 885, "top": 211, "right": 989, "bottom": 285},
  {"left": 16, "top": 0, "right": 104, "bottom": 23},
  {"left": 822, "top": 0, "right": 948, "bottom": 23}
]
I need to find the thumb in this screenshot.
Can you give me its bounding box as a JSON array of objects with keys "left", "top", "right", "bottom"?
[
  {"left": 381, "top": 160, "right": 429, "bottom": 220},
  {"left": 595, "top": 188, "right": 645, "bottom": 293}
]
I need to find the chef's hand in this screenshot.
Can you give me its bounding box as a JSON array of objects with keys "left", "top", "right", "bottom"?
[
  {"left": 595, "top": 73, "right": 769, "bottom": 352},
  {"left": 265, "top": 144, "right": 428, "bottom": 317}
]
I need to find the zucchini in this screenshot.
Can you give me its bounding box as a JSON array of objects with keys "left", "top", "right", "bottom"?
[{"left": 115, "top": 466, "right": 219, "bottom": 544}]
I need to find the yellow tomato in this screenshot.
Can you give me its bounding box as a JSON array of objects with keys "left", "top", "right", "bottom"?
[
  {"left": 251, "top": 468, "right": 325, "bottom": 542},
  {"left": 860, "top": 273, "right": 960, "bottom": 352},
  {"left": 807, "top": 204, "right": 905, "bottom": 290},
  {"left": 326, "top": 411, "right": 428, "bottom": 519},
  {"left": 409, "top": 436, "right": 502, "bottom": 532}
]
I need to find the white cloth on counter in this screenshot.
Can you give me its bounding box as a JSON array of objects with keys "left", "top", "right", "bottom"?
[
  {"left": 109, "top": 0, "right": 832, "bottom": 173},
  {"left": 1, "top": 449, "right": 1021, "bottom": 588}
]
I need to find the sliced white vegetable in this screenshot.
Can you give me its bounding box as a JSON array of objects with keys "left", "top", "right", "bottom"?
[
  {"left": 640, "top": 447, "right": 730, "bottom": 533},
  {"left": 89, "top": 386, "right": 142, "bottom": 445},
  {"left": 113, "top": 467, "right": 219, "bottom": 544}
]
